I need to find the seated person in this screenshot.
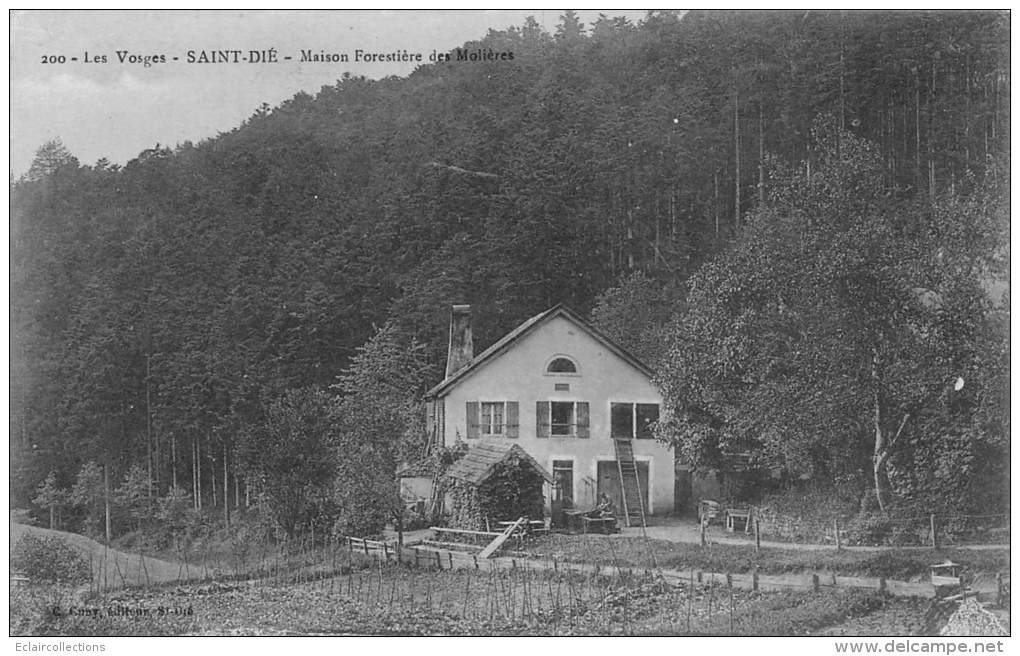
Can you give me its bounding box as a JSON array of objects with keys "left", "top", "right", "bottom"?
[{"left": 588, "top": 493, "right": 615, "bottom": 518}]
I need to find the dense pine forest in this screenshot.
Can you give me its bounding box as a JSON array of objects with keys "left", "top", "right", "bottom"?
[{"left": 11, "top": 11, "right": 1009, "bottom": 539}]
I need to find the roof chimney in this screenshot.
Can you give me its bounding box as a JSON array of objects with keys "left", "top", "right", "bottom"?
[{"left": 445, "top": 304, "right": 474, "bottom": 378}]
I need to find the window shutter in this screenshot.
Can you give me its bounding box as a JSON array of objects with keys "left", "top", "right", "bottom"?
[
  {"left": 536, "top": 401, "right": 550, "bottom": 438},
  {"left": 576, "top": 402, "right": 590, "bottom": 438},
  {"left": 466, "top": 401, "right": 479, "bottom": 439},
  {"left": 505, "top": 402, "right": 519, "bottom": 439}
]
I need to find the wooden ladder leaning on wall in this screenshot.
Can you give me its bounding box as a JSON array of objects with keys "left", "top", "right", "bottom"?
[{"left": 613, "top": 438, "right": 647, "bottom": 530}]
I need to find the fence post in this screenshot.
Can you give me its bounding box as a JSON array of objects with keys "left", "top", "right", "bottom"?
[
  {"left": 752, "top": 570, "right": 759, "bottom": 592},
  {"left": 725, "top": 572, "right": 732, "bottom": 588},
  {"left": 383, "top": 542, "right": 389, "bottom": 562},
  {"left": 700, "top": 518, "right": 707, "bottom": 547},
  {"left": 414, "top": 547, "right": 420, "bottom": 567},
  {"left": 930, "top": 514, "right": 938, "bottom": 549},
  {"left": 435, "top": 551, "right": 442, "bottom": 570},
  {"left": 879, "top": 577, "right": 887, "bottom": 594},
  {"left": 812, "top": 573, "right": 820, "bottom": 593},
  {"left": 754, "top": 518, "right": 761, "bottom": 552},
  {"left": 834, "top": 518, "right": 842, "bottom": 551}
]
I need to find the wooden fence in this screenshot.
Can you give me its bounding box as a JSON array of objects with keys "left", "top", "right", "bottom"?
[{"left": 342, "top": 536, "right": 937, "bottom": 598}]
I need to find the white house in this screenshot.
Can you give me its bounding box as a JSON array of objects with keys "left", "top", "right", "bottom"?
[{"left": 422, "top": 304, "right": 675, "bottom": 519}]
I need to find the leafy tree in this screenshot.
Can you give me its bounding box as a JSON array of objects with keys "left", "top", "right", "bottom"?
[
  {"left": 69, "top": 461, "right": 105, "bottom": 538},
  {"left": 331, "top": 322, "right": 436, "bottom": 536},
  {"left": 32, "top": 471, "right": 69, "bottom": 530},
  {"left": 657, "top": 118, "right": 1008, "bottom": 513},
  {"left": 238, "top": 388, "right": 338, "bottom": 537},
  {"left": 114, "top": 463, "right": 153, "bottom": 531},
  {"left": 24, "top": 139, "right": 79, "bottom": 182}
]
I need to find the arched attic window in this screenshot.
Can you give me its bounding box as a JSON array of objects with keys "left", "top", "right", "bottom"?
[{"left": 547, "top": 357, "right": 578, "bottom": 373}]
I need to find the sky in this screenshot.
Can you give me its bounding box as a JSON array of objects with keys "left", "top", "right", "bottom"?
[{"left": 9, "top": 9, "right": 649, "bottom": 177}]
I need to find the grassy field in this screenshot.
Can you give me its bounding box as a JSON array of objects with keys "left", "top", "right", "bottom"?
[{"left": 523, "top": 534, "right": 1010, "bottom": 582}]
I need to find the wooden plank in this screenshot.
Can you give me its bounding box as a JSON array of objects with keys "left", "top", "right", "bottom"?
[
  {"left": 886, "top": 579, "right": 935, "bottom": 598},
  {"left": 420, "top": 540, "right": 483, "bottom": 552},
  {"left": 478, "top": 516, "right": 526, "bottom": 559},
  {"left": 430, "top": 526, "right": 502, "bottom": 538},
  {"left": 835, "top": 575, "right": 882, "bottom": 590}
]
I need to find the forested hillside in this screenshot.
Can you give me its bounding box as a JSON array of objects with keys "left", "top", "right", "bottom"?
[{"left": 11, "top": 11, "right": 1009, "bottom": 532}]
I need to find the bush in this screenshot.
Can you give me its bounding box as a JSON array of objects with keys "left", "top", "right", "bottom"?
[
  {"left": 11, "top": 508, "right": 38, "bottom": 526},
  {"left": 755, "top": 482, "right": 859, "bottom": 543},
  {"left": 333, "top": 502, "right": 388, "bottom": 538},
  {"left": 12, "top": 533, "right": 91, "bottom": 584}
]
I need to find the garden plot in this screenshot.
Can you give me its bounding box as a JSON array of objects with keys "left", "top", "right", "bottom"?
[{"left": 11, "top": 550, "right": 933, "bottom": 636}]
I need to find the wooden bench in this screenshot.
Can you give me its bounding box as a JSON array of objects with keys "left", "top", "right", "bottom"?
[
  {"left": 581, "top": 515, "right": 618, "bottom": 534},
  {"left": 726, "top": 508, "right": 752, "bottom": 534}
]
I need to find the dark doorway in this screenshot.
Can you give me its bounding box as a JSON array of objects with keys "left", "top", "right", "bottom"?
[
  {"left": 552, "top": 460, "right": 574, "bottom": 506},
  {"left": 597, "top": 460, "right": 649, "bottom": 515}
]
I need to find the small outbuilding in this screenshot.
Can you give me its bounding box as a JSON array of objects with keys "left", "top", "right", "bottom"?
[
  {"left": 444, "top": 440, "right": 554, "bottom": 530},
  {"left": 397, "top": 459, "right": 435, "bottom": 516}
]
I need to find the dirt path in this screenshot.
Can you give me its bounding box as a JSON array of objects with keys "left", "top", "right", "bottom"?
[
  {"left": 11, "top": 522, "right": 190, "bottom": 587},
  {"left": 614, "top": 521, "right": 1008, "bottom": 552}
]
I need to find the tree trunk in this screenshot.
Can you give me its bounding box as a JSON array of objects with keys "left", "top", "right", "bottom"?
[
  {"left": 171, "top": 433, "right": 177, "bottom": 490},
  {"left": 734, "top": 84, "right": 741, "bottom": 230},
  {"left": 915, "top": 68, "right": 922, "bottom": 189},
  {"left": 758, "top": 100, "right": 765, "bottom": 205},
  {"left": 871, "top": 350, "right": 891, "bottom": 512},
  {"left": 223, "top": 440, "right": 230, "bottom": 526},
  {"left": 146, "top": 354, "right": 153, "bottom": 498},
  {"left": 104, "top": 462, "right": 112, "bottom": 545},
  {"left": 713, "top": 170, "right": 720, "bottom": 240},
  {"left": 192, "top": 434, "right": 200, "bottom": 510}
]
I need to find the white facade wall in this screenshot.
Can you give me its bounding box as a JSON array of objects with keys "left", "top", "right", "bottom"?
[{"left": 438, "top": 315, "right": 674, "bottom": 515}]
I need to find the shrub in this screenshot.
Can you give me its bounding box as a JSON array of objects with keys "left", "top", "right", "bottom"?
[{"left": 11, "top": 533, "right": 91, "bottom": 584}]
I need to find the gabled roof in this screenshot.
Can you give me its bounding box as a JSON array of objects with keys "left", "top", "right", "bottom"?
[
  {"left": 444, "top": 441, "right": 554, "bottom": 486},
  {"left": 425, "top": 304, "right": 653, "bottom": 398}
]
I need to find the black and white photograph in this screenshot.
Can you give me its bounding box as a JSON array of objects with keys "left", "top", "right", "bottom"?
[{"left": 8, "top": 9, "right": 1011, "bottom": 644}]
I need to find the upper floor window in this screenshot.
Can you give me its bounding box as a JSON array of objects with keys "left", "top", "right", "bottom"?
[
  {"left": 481, "top": 402, "right": 504, "bottom": 435},
  {"left": 611, "top": 402, "right": 660, "bottom": 439},
  {"left": 537, "top": 401, "right": 589, "bottom": 438},
  {"left": 466, "top": 401, "right": 519, "bottom": 439},
  {"left": 547, "top": 357, "right": 577, "bottom": 373}
]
